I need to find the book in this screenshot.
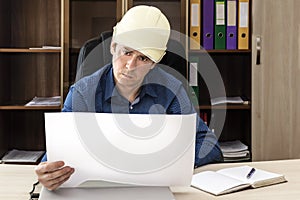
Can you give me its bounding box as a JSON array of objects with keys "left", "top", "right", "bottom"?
[
  {"left": 191, "top": 165, "right": 287, "bottom": 196},
  {"left": 1, "top": 149, "right": 45, "bottom": 163},
  {"left": 25, "top": 96, "right": 61, "bottom": 106}
]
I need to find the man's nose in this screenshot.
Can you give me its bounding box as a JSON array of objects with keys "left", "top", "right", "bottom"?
[{"left": 126, "top": 55, "right": 138, "bottom": 69}]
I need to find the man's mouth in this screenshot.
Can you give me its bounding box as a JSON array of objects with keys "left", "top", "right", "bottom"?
[{"left": 122, "top": 73, "right": 133, "bottom": 79}]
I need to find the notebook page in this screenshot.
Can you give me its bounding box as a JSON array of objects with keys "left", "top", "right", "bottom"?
[
  {"left": 217, "top": 166, "right": 283, "bottom": 185},
  {"left": 191, "top": 171, "right": 249, "bottom": 195}
]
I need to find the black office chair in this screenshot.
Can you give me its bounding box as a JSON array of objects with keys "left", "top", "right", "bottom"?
[
  {"left": 75, "top": 31, "right": 113, "bottom": 82},
  {"left": 75, "top": 31, "right": 188, "bottom": 87}
]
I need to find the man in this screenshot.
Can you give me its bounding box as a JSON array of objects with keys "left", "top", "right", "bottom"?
[{"left": 35, "top": 5, "right": 223, "bottom": 191}]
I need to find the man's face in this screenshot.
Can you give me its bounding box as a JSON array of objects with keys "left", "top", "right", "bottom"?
[{"left": 111, "top": 43, "right": 155, "bottom": 88}]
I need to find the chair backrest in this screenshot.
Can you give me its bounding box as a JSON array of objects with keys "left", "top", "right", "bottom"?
[
  {"left": 75, "top": 31, "right": 188, "bottom": 87},
  {"left": 75, "top": 31, "right": 112, "bottom": 82}
]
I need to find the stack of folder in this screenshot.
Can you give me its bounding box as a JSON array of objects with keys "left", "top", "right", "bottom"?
[
  {"left": 189, "top": 0, "right": 250, "bottom": 50},
  {"left": 219, "top": 140, "right": 250, "bottom": 162}
]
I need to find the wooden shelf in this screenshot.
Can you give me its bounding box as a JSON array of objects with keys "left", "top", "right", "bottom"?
[
  {"left": 0, "top": 105, "right": 61, "bottom": 110},
  {"left": 198, "top": 104, "right": 251, "bottom": 110},
  {"left": 189, "top": 49, "right": 251, "bottom": 54},
  {"left": 0, "top": 48, "right": 61, "bottom": 53}
]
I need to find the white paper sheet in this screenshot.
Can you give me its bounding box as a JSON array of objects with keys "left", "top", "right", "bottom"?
[{"left": 44, "top": 112, "right": 196, "bottom": 188}]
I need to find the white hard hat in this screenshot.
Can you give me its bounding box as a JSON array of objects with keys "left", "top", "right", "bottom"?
[{"left": 112, "top": 5, "right": 171, "bottom": 63}]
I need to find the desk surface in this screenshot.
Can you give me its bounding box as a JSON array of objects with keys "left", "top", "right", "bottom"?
[
  {"left": 0, "top": 164, "right": 38, "bottom": 200},
  {"left": 0, "top": 159, "right": 299, "bottom": 200}
]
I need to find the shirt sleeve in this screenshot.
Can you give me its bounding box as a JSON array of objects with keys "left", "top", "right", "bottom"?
[
  {"left": 62, "top": 86, "right": 74, "bottom": 112},
  {"left": 167, "top": 85, "right": 224, "bottom": 167},
  {"left": 194, "top": 119, "right": 224, "bottom": 167},
  {"left": 40, "top": 153, "right": 47, "bottom": 162}
]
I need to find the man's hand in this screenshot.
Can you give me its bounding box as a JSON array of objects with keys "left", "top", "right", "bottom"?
[{"left": 35, "top": 161, "right": 75, "bottom": 191}]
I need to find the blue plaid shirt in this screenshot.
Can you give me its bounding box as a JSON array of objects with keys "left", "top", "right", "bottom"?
[{"left": 60, "top": 64, "right": 223, "bottom": 167}]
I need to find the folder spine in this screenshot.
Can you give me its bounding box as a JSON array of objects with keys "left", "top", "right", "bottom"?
[
  {"left": 226, "top": 0, "right": 237, "bottom": 49},
  {"left": 238, "top": 0, "right": 249, "bottom": 49},
  {"left": 214, "top": 0, "right": 226, "bottom": 49},
  {"left": 190, "top": 0, "right": 201, "bottom": 49},
  {"left": 202, "top": 0, "right": 214, "bottom": 50}
]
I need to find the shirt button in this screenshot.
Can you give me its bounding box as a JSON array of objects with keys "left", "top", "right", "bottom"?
[{"left": 130, "top": 106, "right": 133, "bottom": 110}]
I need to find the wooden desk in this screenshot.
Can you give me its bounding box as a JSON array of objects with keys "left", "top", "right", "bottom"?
[
  {"left": 0, "top": 159, "right": 299, "bottom": 200},
  {"left": 0, "top": 164, "right": 37, "bottom": 200}
]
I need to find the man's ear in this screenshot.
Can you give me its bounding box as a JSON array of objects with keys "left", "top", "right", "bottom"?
[{"left": 110, "top": 42, "right": 116, "bottom": 54}]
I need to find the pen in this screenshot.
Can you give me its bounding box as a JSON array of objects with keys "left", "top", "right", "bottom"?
[{"left": 246, "top": 168, "right": 256, "bottom": 179}]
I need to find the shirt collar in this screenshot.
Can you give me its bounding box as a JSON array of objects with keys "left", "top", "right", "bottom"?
[
  {"left": 139, "top": 68, "right": 160, "bottom": 98},
  {"left": 104, "top": 67, "right": 118, "bottom": 101}
]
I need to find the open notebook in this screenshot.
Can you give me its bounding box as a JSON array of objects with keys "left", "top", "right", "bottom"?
[{"left": 191, "top": 165, "right": 287, "bottom": 195}]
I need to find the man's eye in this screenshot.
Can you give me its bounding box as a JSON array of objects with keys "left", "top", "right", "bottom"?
[
  {"left": 140, "top": 56, "right": 150, "bottom": 62},
  {"left": 123, "top": 50, "right": 131, "bottom": 56}
]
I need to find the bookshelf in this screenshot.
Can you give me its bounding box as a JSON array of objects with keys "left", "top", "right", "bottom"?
[
  {"left": 0, "top": 0, "right": 298, "bottom": 166},
  {"left": 188, "top": 0, "right": 252, "bottom": 161},
  {"left": 0, "top": 0, "right": 64, "bottom": 160}
]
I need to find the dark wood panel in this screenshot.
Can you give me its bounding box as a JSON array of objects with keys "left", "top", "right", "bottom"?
[
  {"left": 195, "top": 53, "right": 251, "bottom": 105},
  {"left": 8, "top": 110, "right": 46, "bottom": 151},
  {"left": 202, "top": 109, "right": 252, "bottom": 152},
  {"left": 9, "top": 54, "right": 60, "bottom": 104},
  {"left": 0, "top": 0, "right": 11, "bottom": 47},
  {"left": 11, "top": 0, "right": 60, "bottom": 47},
  {"left": 70, "top": 0, "right": 117, "bottom": 48},
  {"left": 132, "top": 0, "right": 182, "bottom": 34},
  {"left": 69, "top": 52, "right": 79, "bottom": 85},
  {"left": 212, "top": 54, "right": 251, "bottom": 98},
  {"left": 219, "top": 110, "right": 252, "bottom": 152},
  {"left": 0, "top": 111, "right": 9, "bottom": 157},
  {"left": 0, "top": 54, "right": 11, "bottom": 105}
]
